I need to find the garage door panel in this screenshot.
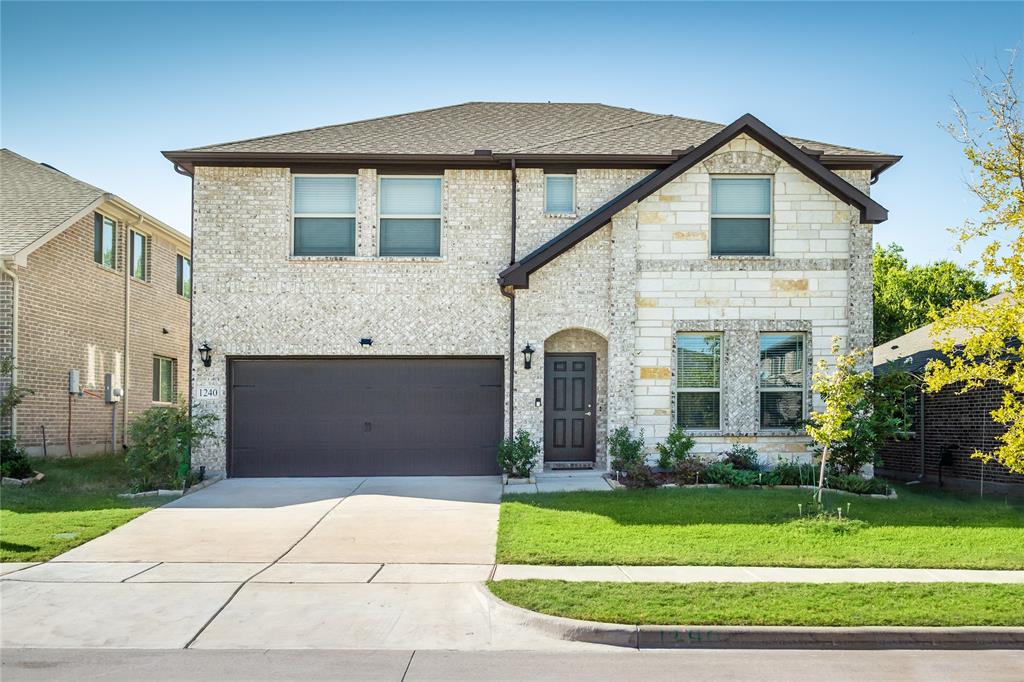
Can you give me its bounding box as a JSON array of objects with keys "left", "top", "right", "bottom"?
[{"left": 229, "top": 358, "right": 502, "bottom": 477}]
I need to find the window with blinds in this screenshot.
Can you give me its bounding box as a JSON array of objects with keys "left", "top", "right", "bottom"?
[
  {"left": 676, "top": 333, "right": 722, "bottom": 430},
  {"left": 759, "top": 333, "right": 805, "bottom": 428},
  {"left": 379, "top": 177, "right": 442, "bottom": 256},
  {"left": 293, "top": 175, "right": 357, "bottom": 256},
  {"left": 710, "top": 177, "right": 771, "bottom": 256},
  {"left": 545, "top": 174, "right": 575, "bottom": 214}
]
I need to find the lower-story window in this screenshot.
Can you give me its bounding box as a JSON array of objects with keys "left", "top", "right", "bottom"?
[
  {"left": 676, "top": 333, "right": 722, "bottom": 430},
  {"left": 152, "top": 356, "right": 174, "bottom": 404},
  {"left": 759, "top": 333, "right": 805, "bottom": 428}
]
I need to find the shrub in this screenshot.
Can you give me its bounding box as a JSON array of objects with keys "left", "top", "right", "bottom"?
[
  {"left": 704, "top": 461, "right": 763, "bottom": 487},
  {"left": 610, "top": 427, "right": 658, "bottom": 487},
  {"left": 498, "top": 429, "right": 540, "bottom": 478},
  {"left": 826, "top": 472, "right": 891, "bottom": 496},
  {"left": 125, "top": 402, "right": 217, "bottom": 492},
  {"left": 609, "top": 426, "right": 645, "bottom": 472},
  {"left": 771, "top": 458, "right": 818, "bottom": 486},
  {"left": 723, "top": 444, "right": 760, "bottom": 471},
  {"left": 655, "top": 427, "right": 705, "bottom": 484},
  {"left": 0, "top": 437, "right": 33, "bottom": 479}
]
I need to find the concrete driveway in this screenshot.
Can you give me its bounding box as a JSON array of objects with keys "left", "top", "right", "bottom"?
[{"left": 1, "top": 476, "right": 589, "bottom": 651}]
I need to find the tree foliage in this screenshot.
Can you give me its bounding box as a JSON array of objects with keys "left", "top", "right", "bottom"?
[
  {"left": 925, "top": 51, "right": 1024, "bottom": 474},
  {"left": 873, "top": 243, "right": 989, "bottom": 345},
  {"left": 806, "top": 340, "right": 915, "bottom": 500},
  {"left": 125, "top": 401, "right": 217, "bottom": 491}
]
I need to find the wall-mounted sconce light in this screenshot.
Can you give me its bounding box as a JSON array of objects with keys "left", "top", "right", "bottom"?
[
  {"left": 360, "top": 337, "right": 373, "bottom": 347},
  {"left": 198, "top": 342, "right": 213, "bottom": 368},
  {"left": 522, "top": 343, "right": 535, "bottom": 369}
]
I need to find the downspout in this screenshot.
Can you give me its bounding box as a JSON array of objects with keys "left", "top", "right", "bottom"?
[
  {"left": 918, "top": 387, "right": 926, "bottom": 480},
  {"left": 1, "top": 259, "right": 18, "bottom": 437},
  {"left": 501, "top": 157, "right": 518, "bottom": 439},
  {"left": 122, "top": 210, "right": 145, "bottom": 447}
]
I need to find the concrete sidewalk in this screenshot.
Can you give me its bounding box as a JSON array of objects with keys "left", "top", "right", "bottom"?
[{"left": 492, "top": 564, "right": 1024, "bottom": 583}]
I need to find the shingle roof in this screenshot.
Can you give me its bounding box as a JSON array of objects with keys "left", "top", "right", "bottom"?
[
  {"left": 873, "top": 293, "right": 1011, "bottom": 375},
  {"left": 173, "top": 102, "right": 893, "bottom": 159},
  {"left": 1, "top": 149, "right": 107, "bottom": 256}
]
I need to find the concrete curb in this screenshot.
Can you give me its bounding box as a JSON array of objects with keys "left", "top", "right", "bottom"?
[{"left": 483, "top": 585, "right": 1024, "bottom": 649}]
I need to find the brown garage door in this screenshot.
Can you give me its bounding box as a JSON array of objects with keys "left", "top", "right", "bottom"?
[{"left": 228, "top": 358, "right": 503, "bottom": 477}]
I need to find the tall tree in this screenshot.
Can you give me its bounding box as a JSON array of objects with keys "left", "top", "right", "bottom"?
[
  {"left": 925, "top": 51, "right": 1024, "bottom": 474},
  {"left": 873, "top": 243, "right": 989, "bottom": 345}
]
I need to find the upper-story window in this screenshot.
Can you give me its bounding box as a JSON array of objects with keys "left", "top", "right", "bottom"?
[
  {"left": 93, "top": 213, "right": 116, "bottom": 269},
  {"left": 544, "top": 174, "right": 575, "bottom": 214},
  {"left": 379, "top": 176, "right": 442, "bottom": 257},
  {"left": 293, "top": 175, "right": 356, "bottom": 256},
  {"left": 710, "top": 177, "right": 772, "bottom": 256},
  {"left": 130, "top": 229, "right": 148, "bottom": 281},
  {"left": 676, "top": 333, "right": 722, "bottom": 430},
  {"left": 759, "top": 333, "right": 805, "bottom": 429},
  {"left": 176, "top": 254, "right": 192, "bottom": 299}
]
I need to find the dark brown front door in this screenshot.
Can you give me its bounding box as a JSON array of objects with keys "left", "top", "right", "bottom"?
[
  {"left": 228, "top": 358, "right": 503, "bottom": 477},
  {"left": 544, "top": 353, "right": 596, "bottom": 462}
]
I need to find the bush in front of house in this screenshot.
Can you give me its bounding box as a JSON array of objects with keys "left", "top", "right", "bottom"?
[
  {"left": 656, "top": 426, "right": 703, "bottom": 484},
  {"left": 610, "top": 426, "right": 656, "bottom": 486},
  {"left": 0, "top": 437, "right": 33, "bottom": 479},
  {"left": 497, "top": 429, "right": 541, "bottom": 479},
  {"left": 825, "top": 472, "right": 892, "bottom": 496},
  {"left": 723, "top": 444, "right": 760, "bottom": 471},
  {"left": 125, "top": 401, "right": 217, "bottom": 492},
  {"left": 703, "top": 461, "right": 761, "bottom": 487}
]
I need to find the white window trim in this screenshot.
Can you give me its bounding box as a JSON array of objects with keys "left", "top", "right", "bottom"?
[
  {"left": 129, "top": 228, "right": 150, "bottom": 282},
  {"left": 377, "top": 175, "right": 444, "bottom": 258},
  {"left": 675, "top": 332, "right": 723, "bottom": 432},
  {"left": 95, "top": 212, "right": 118, "bottom": 272},
  {"left": 544, "top": 173, "right": 577, "bottom": 215},
  {"left": 758, "top": 332, "right": 806, "bottom": 430},
  {"left": 708, "top": 174, "right": 774, "bottom": 257},
  {"left": 291, "top": 173, "right": 358, "bottom": 257}
]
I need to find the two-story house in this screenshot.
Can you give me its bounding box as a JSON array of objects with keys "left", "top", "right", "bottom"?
[
  {"left": 163, "top": 103, "right": 899, "bottom": 478},
  {"left": 1, "top": 149, "right": 191, "bottom": 456}
]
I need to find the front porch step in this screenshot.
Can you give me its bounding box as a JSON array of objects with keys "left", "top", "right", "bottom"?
[{"left": 546, "top": 462, "right": 595, "bottom": 470}]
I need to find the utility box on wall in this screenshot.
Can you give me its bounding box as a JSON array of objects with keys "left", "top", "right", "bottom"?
[
  {"left": 68, "top": 369, "right": 81, "bottom": 396},
  {"left": 103, "top": 373, "right": 122, "bottom": 403}
]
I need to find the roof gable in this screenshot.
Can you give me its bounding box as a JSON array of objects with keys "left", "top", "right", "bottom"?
[{"left": 498, "top": 114, "right": 889, "bottom": 289}]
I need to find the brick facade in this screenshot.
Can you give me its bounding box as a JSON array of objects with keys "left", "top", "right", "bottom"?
[
  {"left": 878, "top": 385, "right": 1024, "bottom": 494},
  {"left": 7, "top": 210, "right": 190, "bottom": 455},
  {"left": 190, "top": 134, "right": 874, "bottom": 474}
]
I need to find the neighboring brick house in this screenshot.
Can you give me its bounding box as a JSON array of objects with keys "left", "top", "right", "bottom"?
[
  {"left": 1, "top": 149, "right": 191, "bottom": 456},
  {"left": 874, "top": 294, "right": 1024, "bottom": 494},
  {"left": 163, "top": 102, "right": 899, "bottom": 477}
]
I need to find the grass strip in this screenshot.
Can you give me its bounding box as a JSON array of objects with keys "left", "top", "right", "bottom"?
[{"left": 488, "top": 580, "right": 1024, "bottom": 627}]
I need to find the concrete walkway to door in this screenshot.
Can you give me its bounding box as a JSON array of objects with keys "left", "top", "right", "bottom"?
[{"left": 2, "top": 476, "right": 596, "bottom": 651}]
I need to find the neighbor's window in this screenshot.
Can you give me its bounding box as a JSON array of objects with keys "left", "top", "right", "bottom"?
[
  {"left": 152, "top": 356, "right": 174, "bottom": 403},
  {"left": 379, "top": 176, "right": 442, "bottom": 256},
  {"left": 129, "top": 230, "right": 147, "bottom": 280},
  {"left": 676, "top": 333, "right": 722, "bottom": 430},
  {"left": 176, "top": 254, "right": 191, "bottom": 299},
  {"left": 710, "top": 177, "right": 772, "bottom": 256},
  {"left": 292, "top": 175, "right": 357, "bottom": 256},
  {"left": 93, "top": 213, "right": 116, "bottom": 269},
  {"left": 544, "top": 174, "right": 575, "bottom": 214},
  {"left": 759, "top": 333, "right": 805, "bottom": 428}
]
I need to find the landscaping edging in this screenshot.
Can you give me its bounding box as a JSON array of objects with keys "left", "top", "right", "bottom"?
[
  {"left": 117, "top": 474, "right": 224, "bottom": 499},
  {"left": 483, "top": 585, "right": 1024, "bottom": 650},
  {"left": 1, "top": 471, "right": 44, "bottom": 487},
  {"left": 604, "top": 476, "right": 897, "bottom": 499}
]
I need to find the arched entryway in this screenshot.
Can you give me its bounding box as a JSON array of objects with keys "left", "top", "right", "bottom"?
[{"left": 543, "top": 328, "right": 609, "bottom": 468}]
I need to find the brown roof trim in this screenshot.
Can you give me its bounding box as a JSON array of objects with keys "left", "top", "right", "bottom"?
[
  {"left": 163, "top": 149, "right": 899, "bottom": 176},
  {"left": 498, "top": 113, "right": 891, "bottom": 289}
]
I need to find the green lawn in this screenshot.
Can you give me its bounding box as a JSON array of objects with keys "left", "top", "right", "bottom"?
[
  {"left": 497, "top": 485, "right": 1024, "bottom": 569},
  {"left": 489, "top": 580, "right": 1024, "bottom": 626},
  {"left": 1, "top": 454, "right": 163, "bottom": 562}
]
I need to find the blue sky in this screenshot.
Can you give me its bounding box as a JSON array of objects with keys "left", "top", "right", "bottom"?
[{"left": 2, "top": 1, "right": 1021, "bottom": 266}]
